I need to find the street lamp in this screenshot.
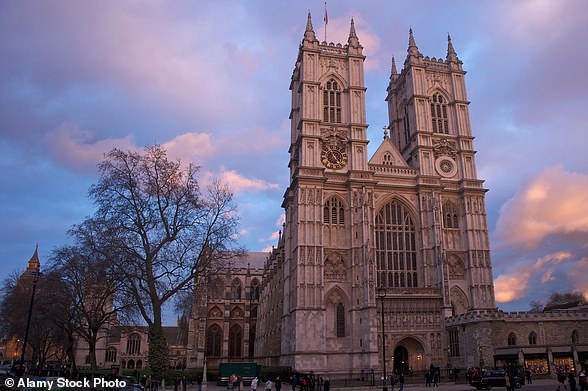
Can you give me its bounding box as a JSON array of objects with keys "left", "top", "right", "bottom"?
[
  {"left": 19, "top": 269, "right": 41, "bottom": 374},
  {"left": 377, "top": 286, "right": 388, "bottom": 391}
]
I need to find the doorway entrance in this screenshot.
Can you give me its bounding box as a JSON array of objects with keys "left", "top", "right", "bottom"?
[{"left": 394, "top": 346, "right": 408, "bottom": 374}]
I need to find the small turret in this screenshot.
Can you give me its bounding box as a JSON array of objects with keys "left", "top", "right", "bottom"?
[
  {"left": 446, "top": 33, "right": 458, "bottom": 63},
  {"left": 408, "top": 28, "right": 419, "bottom": 56},
  {"left": 391, "top": 56, "right": 398, "bottom": 80},
  {"left": 303, "top": 11, "right": 317, "bottom": 43},
  {"left": 347, "top": 18, "right": 360, "bottom": 48}
]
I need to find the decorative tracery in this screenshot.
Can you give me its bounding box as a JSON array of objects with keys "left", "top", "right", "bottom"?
[
  {"left": 431, "top": 93, "right": 449, "bottom": 134},
  {"left": 323, "top": 79, "right": 342, "bottom": 123},
  {"left": 375, "top": 201, "right": 418, "bottom": 288}
]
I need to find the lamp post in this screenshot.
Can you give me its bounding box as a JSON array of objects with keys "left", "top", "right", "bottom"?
[
  {"left": 377, "top": 286, "right": 388, "bottom": 391},
  {"left": 19, "top": 269, "right": 41, "bottom": 374}
]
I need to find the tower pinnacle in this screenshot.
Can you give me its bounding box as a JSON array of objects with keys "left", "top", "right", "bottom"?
[
  {"left": 391, "top": 56, "right": 398, "bottom": 78},
  {"left": 28, "top": 244, "right": 40, "bottom": 270},
  {"left": 348, "top": 18, "right": 360, "bottom": 47},
  {"left": 304, "top": 11, "right": 317, "bottom": 42},
  {"left": 446, "top": 33, "right": 458, "bottom": 63},
  {"left": 407, "top": 28, "right": 419, "bottom": 56}
]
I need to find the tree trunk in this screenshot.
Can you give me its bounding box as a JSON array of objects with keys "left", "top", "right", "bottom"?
[
  {"left": 88, "top": 334, "right": 98, "bottom": 372},
  {"left": 148, "top": 323, "right": 168, "bottom": 377}
]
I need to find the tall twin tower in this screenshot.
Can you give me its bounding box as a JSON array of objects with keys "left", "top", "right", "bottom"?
[{"left": 255, "top": 13, "right": 495, "bottom": 374}]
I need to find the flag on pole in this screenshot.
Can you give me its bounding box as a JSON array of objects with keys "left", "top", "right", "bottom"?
[{"left": 324, "top": 2, "right": 328, "bottom": 25}]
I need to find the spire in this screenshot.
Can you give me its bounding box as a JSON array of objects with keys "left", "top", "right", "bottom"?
[
  {"left": 304, "top": 11, "right": 317, "bottom": 42},
  {"left": 407, "top": 27, "right": 419, "bottom": 56},
  {"left": 446, "top": 33, "right": 458, "bottom": 63},
  {"left": 347, "top": 18, "right": 360, "bottom": 48},
  {"left": 391, "top": 56, "right": 398, "bottom": 78},
  {"left": 28, "top": 244, "right": 40, "bottom": 270}
]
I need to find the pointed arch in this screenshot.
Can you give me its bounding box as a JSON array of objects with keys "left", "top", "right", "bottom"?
[
  {"left": 321, "top": 76, "right": 344, "bottom": 123},
  {"left": 528, "top": 331, "right": 537, "bottom": 345},
  {"left": 375, "top": 198, "right": 420, "bottom": 288},
  {"left": 208, "top": 305, "right": 223, "bottom": 318},
  {"left": 443, "top": 200, "right": 459, "bottom": 229},
  {"left": 325, "top": 286, "right": 349, "bottom": 338},
  {"left": 429, "top": 91, "right": 450, "bottom": 134},
  {"left": 507, "top": 332, "right": 517, "bottom": 346},
  {"left": 450, "top": 286, "right": 469, "bottom": 315},
  {"left": 323, "top": 195, "right": 346, "bottom": 225},
  {"left": 206, "top": 324, "right": 222, "bottom": 357},
  {"left": 250, "top": 278, "right": 260, "bottom": 301},
  {"left": 229, "top": 324, "right": 243, "bottom": 357},
  {"left": 232, "top": 278, "right": 242, "bottom": 300}
]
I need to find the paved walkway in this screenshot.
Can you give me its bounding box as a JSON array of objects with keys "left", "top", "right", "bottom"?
[{"left": 186, "top": 378, "right": 557, "bottom": 391}]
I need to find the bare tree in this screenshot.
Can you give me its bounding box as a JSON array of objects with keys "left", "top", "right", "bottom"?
[
  {"left": 0, "top": 270, "right": 66, "bottom": 371},
  {"left": 81, "top": 145, "right": 240, "bottom": 375},
  {"left": 544, "top": 291, "right": 586, "bottom": 309},
  {"left": 51, "top": 236, "right": 129, "bottom": 372}
]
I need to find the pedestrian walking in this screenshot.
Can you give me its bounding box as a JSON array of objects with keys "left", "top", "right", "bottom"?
[
  {"left": 398, "top": 374, "right": 405, "bottom": 391},
  {"left": 251, "top": 377, "right": 259, "bottom": 391},
  {"left": 570, "top": 372, "right": 578, "bottom": 391},
  {"left": 265, "top": 379, "right": 274, "bottom": 391}
]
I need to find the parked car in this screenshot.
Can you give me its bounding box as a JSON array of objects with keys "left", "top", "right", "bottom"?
[{"left": 470, "top": 368, "right": 524, "bottom": 390}]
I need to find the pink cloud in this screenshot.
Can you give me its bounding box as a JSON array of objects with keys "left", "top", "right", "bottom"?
[
  {"left": 494, "top": 251, "right": 574, "bottom": 303},
  {"left": 495, "top": 165, "right": 588, "bottom": 248},
  {"left": 44, "top": 122, "right": 136, "bottom": 172},
  {"left": 218, "top": 168, "right": 280, "bottom": 194},
  {"left": 163, "top": 132, "right": 215, "bottom": 164}
]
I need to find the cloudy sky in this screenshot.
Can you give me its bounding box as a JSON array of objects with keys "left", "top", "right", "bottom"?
[{"left": 1, "top": 0, "right": 587, "bottom": 317}]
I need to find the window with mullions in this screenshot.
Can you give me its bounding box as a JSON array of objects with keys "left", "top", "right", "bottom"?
[
  {"left": 507, "top": 332, "right": 517, "bottom": 346},
  {"left": 336, "top": 303, "right": 345, "bottom": 337},
  {"left": 323, "top": 197, "right": 345, "bottom": 225},
  {"left": 126, "top": 333, "right": 141, "bottom": 355},
  {"left": 431, "top": 93, "right": 449, "bottom": 134},
  {"left": 323, "top": 79, "right": 342, "bottom": 123},
  {"left": 443, "top": 201, "right": 459, "bottom": 229},
  {"left": 206, "top": 324, "right": 222, "bottom": 357},
  {"left": 229, "top": 325, "right": 242, "bottom": 357},
  {"left": 449, "top": 329, "right": 460, "bottom": 357},
  {"left": 375, "top": 201, "right": 418, "bottom": 288}
]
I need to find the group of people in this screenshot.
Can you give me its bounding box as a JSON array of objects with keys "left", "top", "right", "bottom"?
[
  {"left": 557, "top": 368, "right": 588, "bottom": 391},
  {"left": 424, "top": 370, "right": 440, "bottom": 387},
  {"left": 288, "top": 373, "right": 330, "bottom": 391},
  {"left": 249, "top": 376, "right": 281, "bottom": 391}
]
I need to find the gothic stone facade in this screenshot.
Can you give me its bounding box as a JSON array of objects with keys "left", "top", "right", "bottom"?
[{"left": 256, "top": 13, "right": 514, "bottom": 375}]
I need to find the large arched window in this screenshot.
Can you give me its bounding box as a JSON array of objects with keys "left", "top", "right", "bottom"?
[
  {"left": 126, "top": 333, "right": 141, "bottom": 355},
  {"left": 431, "top": 93, "right": 449, "bottom": 134},
  {"left": 206, "top": 324, "right": 222, "bottom": 357},
  {"left": 572, "top": 330, "right": 579, "bottom": 344},
  {"left": 250, "top": 278, "right": 260, "bottom": 301},
  {"left": 323, "top": 79, "right": 342, "bottom": 123},
  {"left": 336, "top": 303, "right": 345, "bottom": 338},
  {"left": 443, "top": 201, "right": 459, "bottom": 229},
  {"left": 528, "top": 331, "right": 537, "bottom": 345},
  {"left": 375, "top": 201, "right": 418, "bottom": 288},
  {"left": 507, "top": 332, "right": 517, "bottom": 346},
  {"left": 324, "top": 197, "right": 345, "bottom": 225},
  {"left": 232, "top": 279, "right": 242, "bottom": 300},
  {"left": 229, "top": 325, "right": 243, "bottom": 357}
]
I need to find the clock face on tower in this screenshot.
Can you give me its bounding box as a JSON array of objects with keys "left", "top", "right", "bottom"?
[{"left": 321, "top": 144, "right": 348, "bottom": 170}]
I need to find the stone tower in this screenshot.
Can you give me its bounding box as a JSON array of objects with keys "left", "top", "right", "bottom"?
[
  {"left": 257, "top": 16, "right": 496, "bottom": 375},
  {"left": 280, "top": 13, "right": 379, "bottom": 372}
]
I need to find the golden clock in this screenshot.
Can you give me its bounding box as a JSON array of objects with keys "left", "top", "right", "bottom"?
[{"left": 321, "top": 145, "right": 348, "bottom": 170}]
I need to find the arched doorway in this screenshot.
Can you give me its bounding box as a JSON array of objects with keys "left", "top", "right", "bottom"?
[
  {"left": 394, "top": 346, "right": 409, "bottom": 374},
  {"left": 393, "top": 337, "right": 426, "bottom": 375}
]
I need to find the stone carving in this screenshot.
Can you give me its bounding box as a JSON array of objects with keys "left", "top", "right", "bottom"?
[
  {"left": 208, "top": 306, "right": 223, "bottom": 318},
  {"left": 230, "top": 306, "right": 244, "bottom": 318},
  {"left": 324, "top": 252, "right": 346, "bottom": 281},
  {"left": 433, "top": 138, "right": 457, "bottom": 158}
]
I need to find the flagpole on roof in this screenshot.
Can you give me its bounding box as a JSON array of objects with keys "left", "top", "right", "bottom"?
[{"left": 324, "top": 2, "right": 328, "bottom": 42}]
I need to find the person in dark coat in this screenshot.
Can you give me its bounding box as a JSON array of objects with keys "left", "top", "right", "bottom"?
[{"left": 323, "top": 378, "right": 330, "bottom": 391}]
